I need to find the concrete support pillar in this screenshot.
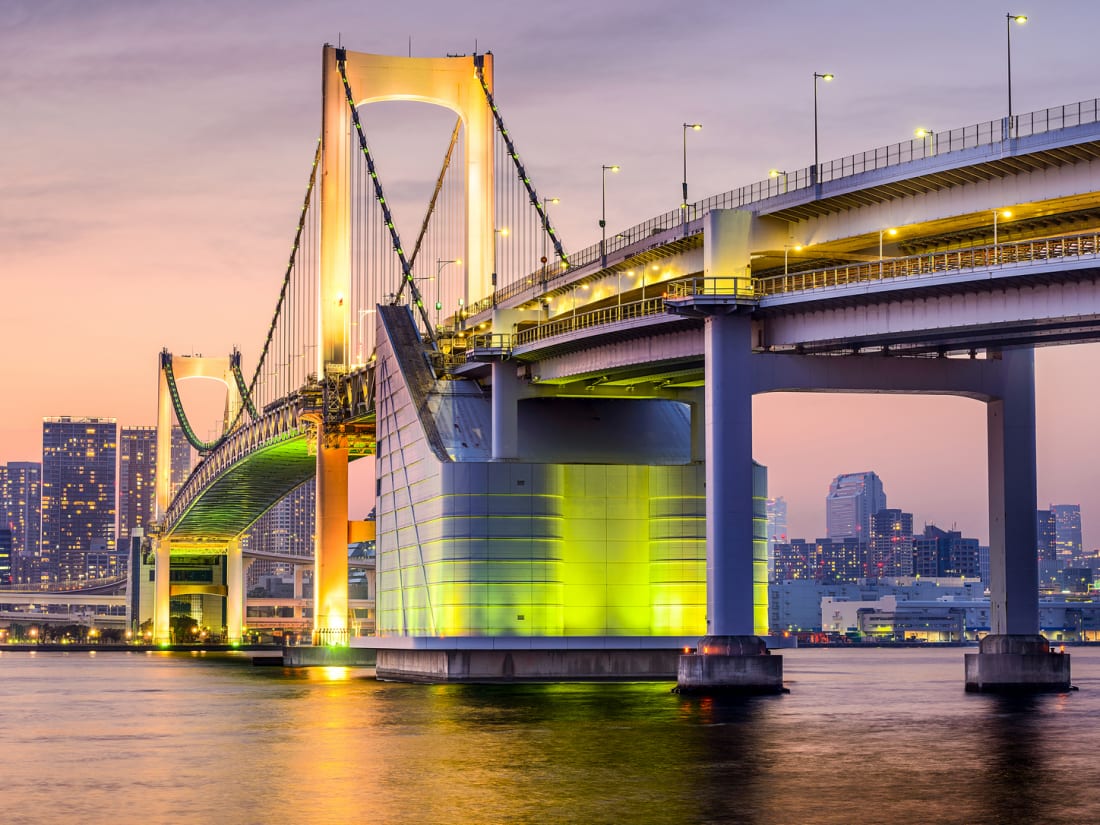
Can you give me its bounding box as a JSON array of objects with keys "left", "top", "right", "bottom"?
[
  {"left": 987, "top": 348, "right": 1038, "bottom": 635},
  {"left": 491, "top": 360, "right": 522, "bottom": 460},
  {"left": 703, "top": 311, "right": 755, "bottom": 636},
  {"left": 293, "top": 565, "right": 305, "bottom": 619},
  {"left": 153, "top": 538, "right": 171, "bottom": 645},
  {"left": 226, "top": 540, "right": 243, "bottom": 644},
  {"left": 314, "top": 436, "right": 349, "bottom": 646}
]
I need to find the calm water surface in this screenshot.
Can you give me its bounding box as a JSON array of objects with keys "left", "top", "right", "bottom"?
[{"left": 2, "top": 646, "right": 1099, "bottom": 824}]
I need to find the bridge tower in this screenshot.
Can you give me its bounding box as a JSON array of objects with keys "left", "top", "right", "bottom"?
[
  {"left": 314, "top": 46, "right": 495, "bottom": 645},
  {"left": 153, "top": 353, "right": 245, "bottom": 645}
]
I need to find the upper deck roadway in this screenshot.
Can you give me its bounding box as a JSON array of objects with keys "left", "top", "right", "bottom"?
[{"left": 165, "top": 97, "right": 1100, "bottom": 536}]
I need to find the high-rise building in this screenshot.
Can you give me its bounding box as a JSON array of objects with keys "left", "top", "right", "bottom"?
[
  {"left": 826, "top": 472, "right": 886, "bottom": 544},
  {"left": 0, "top": 528, "right": 12, "bottom": 584},
  {"left": 869, "top": 509, "right": 914, "bottom": 578},
  {"left": 766, "top": 497, "right": 788, "bottom": 578},
  {"left": 814, "top": 537, "right": 863, "bottom": 583},
  {"left": 40, "top": 417, "right": 118, "bottom": 583},
  {"left": 1051, "top": 504, "right": 1083, "bottom": 567},
  {"left": 773, "top": 539, "right": 812, "bottom": 581},
  {"left": 170, "top": 426, "right": 193, "bottom": 499},
  {"left": 1, "top": 461, "right": 41, "bottom": 585},
  {"left": 119, "top": 427, "right": 157, "bottom": 549},
  {"left": 1036, "top": 509, "right": 1057, "bottom": 562},
  {"left": 243, "top": 481, "right": 316, "bottom": 588},
  {"left": 913, "top": 525, "right": 981, "bottom": 579}
]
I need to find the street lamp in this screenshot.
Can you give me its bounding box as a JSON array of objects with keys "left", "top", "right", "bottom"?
[
  {"left": 600, "top": 164, "right": 620, "bottom": 268},
  {"left": 682, "top": 123, "right": 702, "bottom": 232},
  {"left": 540, "top": 197, "right": 559, "bottom": 282},
  {"left": 879, "top": 228, "right": 898, "bottom": 277},
  {"left": 769, "top": 168, "right": 789, "bottom": 195},
  {"left": 436, "top": 259, "right": 460, "bottom": 329},
  {"left": 813, "top": 72, "right": 834, "bottom": 185},
  {"left": 783, "top": 244, "right": 802, "bottom": 276},
  {"left": 914, "top": 128, "right": 935, "bottom": 157},
  {"left": 1006, "top": 13, "right": 1028, "bottom": 138},
  {"left": 993, "top": 208, "right": 1012, "bottom": 257}
]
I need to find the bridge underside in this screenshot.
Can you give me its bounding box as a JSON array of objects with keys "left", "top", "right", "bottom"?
[{"left": 165, "top": 434, "right": 374, "bottom": 547}]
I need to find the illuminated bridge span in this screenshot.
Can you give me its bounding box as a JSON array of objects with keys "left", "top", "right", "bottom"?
[{"left": 157, "top": 46, "right": 1099, "bottom": 687}]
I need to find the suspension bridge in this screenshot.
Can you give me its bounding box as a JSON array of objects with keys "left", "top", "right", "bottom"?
[{"left": 151, "top": 44, "right": 1100, "bottom": 688}]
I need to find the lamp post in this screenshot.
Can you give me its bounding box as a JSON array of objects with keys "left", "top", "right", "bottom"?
[
  {"left": 783, "top": 244, "right": 802, "bottom": 276},
  {"left": 1006, "top": 13, "right": 1028, "bottom": 138},
  {"left": 914, "top": 128, "right": 936, "bottom": 157},
  {"left": 682, "top": 123, "right": 702, "bottom": 233},
  {"left": 600, "top": 164, "right": 620, "bottom": 268},
  {"left": 813, "top": 72, "right": 834, "bottom": 186},
  {"left": 436, "top": 259, "right": 460, "bottom": 331},
  {"left": 540, "top": 197, "right": 559, "bottom": 283},
  {"left": 993, "top": 208, "right": 1012, "bottom": 260},
  {"left": 879, "top": 228, "right": 898, "bottom": 276},
  {"left": 769, "top": 169, "right": 788, "bottom": 195}
]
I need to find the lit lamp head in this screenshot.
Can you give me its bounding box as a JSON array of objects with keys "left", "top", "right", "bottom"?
[{"left": 1010, "top": 13, "right": 1028, "bottom": 24}]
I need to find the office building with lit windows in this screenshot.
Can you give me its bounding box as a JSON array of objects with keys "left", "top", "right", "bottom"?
[
  {"left": 40, "top": 417, "right": 118, "bottom": 583},
  {"left": 1, "top": 461, "right": 41, "bottom": 585},
  {"left": 826, "top": 472, "right": 886, "bottom": 545}
]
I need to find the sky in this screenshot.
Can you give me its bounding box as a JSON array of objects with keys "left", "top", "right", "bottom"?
[{"left": 3, "top": 0, "right": 1100, "bottom": 545}]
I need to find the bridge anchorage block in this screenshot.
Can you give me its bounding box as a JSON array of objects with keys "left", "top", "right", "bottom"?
[
  {"left": 674, "top": 635, "right": 786, "bottom": 695},
  {"left": 964, "top": 634, "right": 1073, "bottom": 693}
]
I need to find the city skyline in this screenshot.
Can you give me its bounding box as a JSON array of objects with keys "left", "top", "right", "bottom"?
[{"left": 5, "top": 1, "right": 1100, "bottom": 546}]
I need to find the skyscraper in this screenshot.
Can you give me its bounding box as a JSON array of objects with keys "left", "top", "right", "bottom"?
[
  {"left": 119, "top": 426, "right": 157, "bottom": 548},
  {"left": 1036, "top": 509, "right": 1057, "bottom": 562},
  {"left": 41, "top": 417, "right": 117, "bottom": 583},
  {"left": 1, "top": 461, "right": 41, "bottom": 585},
  {"left": 170, "top": 426, "right": 193, "bottom": 499},
  {"left": 766, "top": 496, "right": 788, "bottom": 578},
  {"left": 243, "top": 481, "right": 316, "bottom": 588},
  {"left": 826, "top": 472, "right": 886, "bottom": 544},
  {"left": 1051, "top": 504, "right": 1083, "bottom": 567},
  {"left": 870, "top": 508, "right": 914, "bottom": 578}
]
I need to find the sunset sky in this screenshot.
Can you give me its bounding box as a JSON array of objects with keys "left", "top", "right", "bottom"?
[{"left": 3, "top": 0, "right": 1100, "bottom": 544}]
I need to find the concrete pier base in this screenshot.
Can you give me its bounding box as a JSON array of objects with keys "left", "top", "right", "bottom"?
[
  {"left": 964, "top": 634, "right": 1071, "bottom": 693},
  {"left": 676, "top": 636, "right": 784, "bottom": 695},
  {"left": 376, "top": 648, "right": 681, "bottom": 683},
  {"left": 282, "top": 645, "right": 376, "bottom": 667}
]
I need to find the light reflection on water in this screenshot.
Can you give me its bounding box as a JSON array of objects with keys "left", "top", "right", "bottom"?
[{"left": 2, "top": 647, "right": 1099, "bottom": 824}]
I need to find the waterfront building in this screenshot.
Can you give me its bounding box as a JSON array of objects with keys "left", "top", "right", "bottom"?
[
  {"left": 243, "top": 480, "right": 316, "bottom": 589},
  {"left": 826, "top": 472, "right": 886, "bottom": 545},
  {"left": 773, "top": 538, "right": 812, "bottom": 581},
  {"left": 119, "top": 426, "right": 157, "bottom": 552},
  {"left": 814, "top": 537, "right": 863, "bottom": 583},
  {"left": 0, "top": 461, "right": 40, "bottom": 585},
  {"left": 869, "top": 508, "right": 914, "bottom": 578},
  {"left": 0, "top": 528, "right": 12, "bottom": 583},
  {"left": 40, "top": 417, "right": 117, "bottom": 583},
  {"left": 913, "top": 524, "right": 980, "bottom": 579}
]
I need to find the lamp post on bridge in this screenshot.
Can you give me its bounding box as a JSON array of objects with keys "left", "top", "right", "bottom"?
[
  {"left": 813, "top": 72, "right": 834, "bottom": 187},
  {"left": 682, "top": 123, "right": 702, "bottom": 235},
  {"left": 769, "top": 168, "right": 788, "bottom": 195},
  {"left": 436, "top": 259, "right": 460, "bottom": 332},
  {"left": 879, "top": 227, "right": 897, "bottom": 276},
  {"left": 915, "top": 128, "right": 936, "bottom": 158},
  {"left": 1005, "top": 13, "right": 1028, "bottom": 138},
  {"left": 993, "top": 208, "right": 1012, "bottom": 262},
  {"left": 600, "top": 164, "right": 620, "bottom": 268}
]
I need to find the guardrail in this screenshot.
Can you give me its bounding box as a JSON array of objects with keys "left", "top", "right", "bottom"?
[
  {"left": 443, "top": 230, "right": 1100, "bottom": 365},
  {"left": 755, "top": 231, "right": 1100, "bottom": 297},
  {"left": 471, "top": 97, "right": 1100, "bottom": 313}
]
